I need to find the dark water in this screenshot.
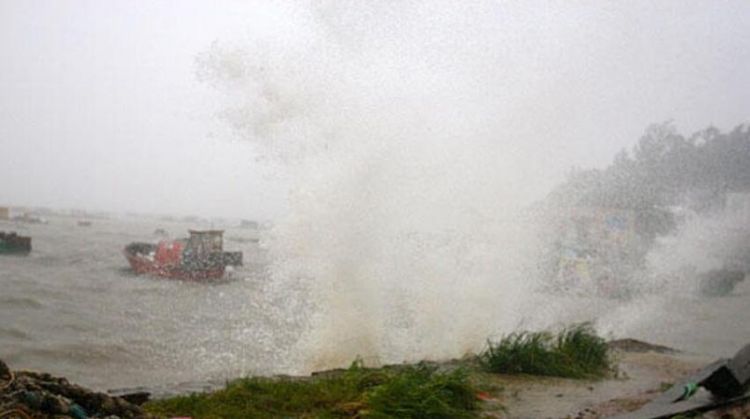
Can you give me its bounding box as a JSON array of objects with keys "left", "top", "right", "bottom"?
[{"left": 0, "top": 215, "right": 278, "bottom": 390}]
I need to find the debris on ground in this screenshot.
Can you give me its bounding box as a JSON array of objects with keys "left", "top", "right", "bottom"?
[
  {"left": 0, "top": 359, "right": 154, "bottom": 419},
  {"left": 609, "top": 342, "right": 750, "bottom": 419}
]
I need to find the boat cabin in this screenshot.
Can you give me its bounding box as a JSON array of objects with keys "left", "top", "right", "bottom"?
[{"left": 186, "top": 230, "right": 224, "bottom": 257}]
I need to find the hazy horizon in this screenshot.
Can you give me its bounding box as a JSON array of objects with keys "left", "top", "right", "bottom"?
[
  {"left": 4, "top": 0, "right": 750, "bottom": 396},
  {"left": 2, "top": 1, "right": 749, "bottom": 218}
]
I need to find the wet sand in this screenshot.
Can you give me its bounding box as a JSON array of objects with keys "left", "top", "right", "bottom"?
[{"left": 478, "top": 343, "right": 712, "bottom": 418}]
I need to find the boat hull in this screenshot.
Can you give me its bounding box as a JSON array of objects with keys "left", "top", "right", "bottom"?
[
  {"left": 124, "top": 251, "right": 225, "bottom": 281},
  {"left": 0, "top": 232, "right": 31, "bottom": 254}
]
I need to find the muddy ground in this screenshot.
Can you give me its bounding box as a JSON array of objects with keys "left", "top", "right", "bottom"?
[{"left": 478, "top": 340, "right": 747, "bottom": 418}]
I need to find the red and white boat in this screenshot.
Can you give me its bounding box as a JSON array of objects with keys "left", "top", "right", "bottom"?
[{"left": 124, "top": 230, "right": 242, "bottom": 280}]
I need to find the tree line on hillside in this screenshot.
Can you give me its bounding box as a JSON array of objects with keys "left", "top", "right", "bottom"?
[
  {"left": 531, "top": 122, "right": 750, "bottom": 292},
  {"left": 545, "top": 122, "right": 750, "bottom": 240}
]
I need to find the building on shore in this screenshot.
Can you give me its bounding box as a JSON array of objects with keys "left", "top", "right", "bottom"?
[{"left": 547, "top": 206, "right": 641, "bottom": 295}]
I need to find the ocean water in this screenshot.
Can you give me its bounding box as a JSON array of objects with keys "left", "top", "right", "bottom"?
[
  {"left": 2, "top": 214, "right": 750, "bottom": 392},
  {"left": 0, "top": 215, "right": 284, "bottom": 390}
]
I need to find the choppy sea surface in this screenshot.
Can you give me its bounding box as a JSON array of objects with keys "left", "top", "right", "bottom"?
[
  {"left": 0, "top": 215, "right": 276, "bottom": 391},
  {"left": 2, "top": 214, "right": 750, "bottom": 391}
]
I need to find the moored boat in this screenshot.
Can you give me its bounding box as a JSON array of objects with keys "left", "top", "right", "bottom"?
[
  {"left": 123, "top": 230, "right": 242, "bottom": 280},
  {"left": 11, "top": 213, "right": 47, "bottom": 224},
  {"left": 0, "top": 231, "right": 31, "bottom": 254}
]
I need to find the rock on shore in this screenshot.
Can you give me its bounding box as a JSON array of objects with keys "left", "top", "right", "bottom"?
[{"left": 0, "top": 359, "right": 154, "bottom": 419}]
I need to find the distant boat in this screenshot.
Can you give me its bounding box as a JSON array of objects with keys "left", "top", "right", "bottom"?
[
  {"left": 0, "top": 231, "right": 31, "bottom": 254},
  {"left": 12, "top": 213, "right": 47, "bottom": 224},
  {"left": 240, "top": 219, "right": 259, "bottom": 229},
  {"left": 123, "top": 230, "right": 242, "bottom": 281}
]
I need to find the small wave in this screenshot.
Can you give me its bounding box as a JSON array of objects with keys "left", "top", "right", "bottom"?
[
  {"left": 0, "top": 296, "right": 44, "bottom": 309},
  {"left": 34, "top": 255, "right": 63, "bottom": 266},
  {"left": 0, "top": 327, "right": 31, "bottom": 340},
  {"left": 59, "top": 323, "right": 91, "bottom": 333},
  {"left": 116, "top": 266, "right": 140, "bottom": 277},
  {"left": 23, "top": 342, "right": 136, "bottom": 365}
]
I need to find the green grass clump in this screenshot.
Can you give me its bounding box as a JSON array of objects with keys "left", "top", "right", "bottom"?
[
  {"left": 144, "top": 361, "right": 478, "bottom": 418},
  {"left": 367, "top": 365, "right": 477, "bottom": 419},
  {"left": 479, "top": 323, "right": 612, "bottom": 379}
]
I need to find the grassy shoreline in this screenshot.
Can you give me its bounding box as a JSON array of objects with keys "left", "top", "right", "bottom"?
[
  {"left": 6, "top": 326, "right": 714, "bottom": 418},
  {"left": 144, "top": 324, "right": 613, "bottom": 418},
  {"left": 145, "top": 361, "right": 480, "bottom": 418}
]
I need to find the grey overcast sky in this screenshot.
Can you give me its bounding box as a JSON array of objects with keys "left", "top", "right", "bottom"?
[{"left": 1, "top": 1, "right": 749, "bottom": 218}]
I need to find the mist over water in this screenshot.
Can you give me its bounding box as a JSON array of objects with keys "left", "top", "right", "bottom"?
[
  {"left": 198, "top": 3, "right": 564, "bottom": 372},
  {"left": 192, "top": 1, "right": 750, "bottom": 373}
]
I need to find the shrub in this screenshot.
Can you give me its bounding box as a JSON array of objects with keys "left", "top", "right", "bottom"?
[
  {"left": 366, "top": 364, "right": 477, "bottom": 419},
  {"left": 479, "top": 323, "right": 611, "bottom": 379}
]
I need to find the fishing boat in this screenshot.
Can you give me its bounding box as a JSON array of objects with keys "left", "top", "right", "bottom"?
[
  {"left": 123, "top": 230, "right": 242, "bottom": 280},
  {"left": 0, "top": 232, "right": 31, "bottom": 254},
  {"left": 11, "top": 213, "right": 47, "bottom": 224}
]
